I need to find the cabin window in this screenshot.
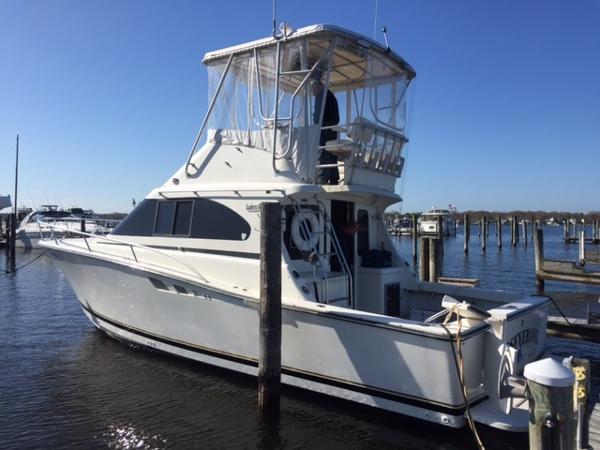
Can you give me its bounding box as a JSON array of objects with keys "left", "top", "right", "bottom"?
[
  {"left": 112, "top": 199, "right": 158, "bottom": 237},
  {"left": 113, "top": 198, "right": 250, "bottom": 240},
  {"left": 154, "top": 201, "right": 177, "bottom": 235},
  {"left": 357, "top": 209, "right": 369, "bottom": 255},
  {"left": 173, "top": 201, "right": 193, "bottom": 235},
  {"left": 191, "top": 198, "right": 250, "bottom": 240}
]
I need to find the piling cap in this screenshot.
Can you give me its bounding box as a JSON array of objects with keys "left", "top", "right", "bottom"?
[{"left": 524, "top": 358, "right": 574, "bottom": 387}]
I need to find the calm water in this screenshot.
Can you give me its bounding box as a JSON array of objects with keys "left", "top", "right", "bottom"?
[{"left": 1, "top": 227, "right": 599, "bottom": 449}]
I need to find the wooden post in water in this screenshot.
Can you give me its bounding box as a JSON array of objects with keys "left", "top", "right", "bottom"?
[
  {"left": 563, "top": 219, "right": 569, "bottom": 242},
  {"left": 534, "top": 228, "right": 544, "bottom": 291},
  {"left": 419, "top": 237, "right": 430, "bottom": 282},
  {"left": 511, "top": 216, "right": 516, "bottom": 246},
  {"left": 523, "top": 221, "right": 528, "bottom": 246},
  {"left": 481, "top": 216, "right": 487, "bottom": 252},
  {"left": 524, "top": 358, "right": 576, "bottom": 450},
  {"left": 572, "top": 358, "right": 591, "bottom": 450},
  {"left": 579, "top": 230, "right": 585, "bottom": 266},
  {"left": 412, "top": 214, "right": 418, "bottom": 264},
  {"left": 463, "top": 214, "right": 470, "bottom": 254},
  {"left": 258, "top": 202, "right": 282, "bottom": 415},
  {"left": 497, "top": 216, "right": 502, "bottom": 249},
  {"left": 429, "top": 238, "right": 439, "bottom": 283},
  {"left": 9, "top": 135, "right": 19, "bottom": 271}
]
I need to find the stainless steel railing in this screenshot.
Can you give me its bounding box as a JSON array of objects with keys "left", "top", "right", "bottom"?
[{"left": 38, "top": 220, "right": 209, "bottom": 284}]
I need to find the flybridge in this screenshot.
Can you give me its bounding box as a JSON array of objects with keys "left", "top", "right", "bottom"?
[{"left": 184, "top": 24, "right": 416, "bottom": 193}]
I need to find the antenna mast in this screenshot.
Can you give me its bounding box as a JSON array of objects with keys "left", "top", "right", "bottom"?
[{"left": 272, "top": 0, "right": 277, "bottom": 37}]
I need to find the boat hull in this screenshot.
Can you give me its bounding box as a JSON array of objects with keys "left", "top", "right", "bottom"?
[{"left": 48, "top": 248, "right": 492, "bottom": 429}]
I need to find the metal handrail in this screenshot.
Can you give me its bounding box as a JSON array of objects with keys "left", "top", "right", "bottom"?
[
  {"left": 38, "top": 220, "right": 209, "bottom": 284},
  {"left": 185, "top": 53, "right": 234, "bottom": 177},
  {"left": 316, "top": 199, "right": 354, "bottom": 308}
]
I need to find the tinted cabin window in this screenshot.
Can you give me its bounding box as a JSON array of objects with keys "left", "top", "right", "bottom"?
[
  {"left": 357, "top": 209, "right": 369, "bottom": 255},
  {"left": 191, "top": 199, "right": 250, "bottom": 240},
  {"left": 173, "top": 201, "right": 193, "bottom": 235},
  {"left": 112, "top": 198, "right": 250, "bottom": 240},
  {"left": 155, "top": 201, "right": 177, "bottom": 235},
  {"left": 112, "top": 199, "right": 157, "bottom": 237}
]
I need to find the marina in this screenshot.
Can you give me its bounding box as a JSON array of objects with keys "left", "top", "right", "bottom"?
[{"left": 2, "top": 2, "right": 599, "bottom": 449}]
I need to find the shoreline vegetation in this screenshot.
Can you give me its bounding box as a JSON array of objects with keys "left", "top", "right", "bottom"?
[{"left": 386, "top": 211, "right": 600, "bottom": 222}]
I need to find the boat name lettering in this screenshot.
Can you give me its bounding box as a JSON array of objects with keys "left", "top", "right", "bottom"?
[
  {"left": 508, "top": 328, "right": 538, "bottom": 350},
  {"left": 245, "top": 204, "right": 260, "bottom": 213}
]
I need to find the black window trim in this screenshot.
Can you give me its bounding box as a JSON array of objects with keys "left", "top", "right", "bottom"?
[{"left": 153, "top": 200, "right": 195, "bottom": 238}]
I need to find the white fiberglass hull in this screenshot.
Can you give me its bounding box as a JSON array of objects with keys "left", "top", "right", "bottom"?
[{"left": 48, "top": 247, "right": 493, "bottom": 429}]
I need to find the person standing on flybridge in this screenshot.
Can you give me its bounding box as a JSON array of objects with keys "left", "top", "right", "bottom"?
[{"left": 312, "top": 79, "right": 340, "bottom": 185}]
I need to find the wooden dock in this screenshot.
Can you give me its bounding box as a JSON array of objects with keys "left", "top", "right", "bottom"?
[{"left": 544, "top": 292, "right": 600, "bottom": 341}]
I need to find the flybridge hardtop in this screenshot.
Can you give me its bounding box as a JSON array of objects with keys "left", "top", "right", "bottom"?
[
  {"left": 176, "top": 23, "right": 416, "bottom": 195},
  {"left": 202, "top": 24, "right": 416, "bottom": 79},
  {"left": 40, "top": 23, "right": 551, "bottom": 434}
]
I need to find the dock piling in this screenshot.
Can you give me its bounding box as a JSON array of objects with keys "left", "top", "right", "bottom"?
[
  {"left": 481, "top": 216, "right": 487, "bottom": 252},
  {"left": 497, "top": 216, "right": 502, "bottom": 249},
  {"left": 258, "top": 202, "right": 282, "bottom": 415},
  {"left": 525, "top": 358, "right": 576, "bottom": 450},
  {"left": 534, "top": 228, "right": 544, "bottom": 291},
  {"left": 412, "top": 214, "right": 418, "bottom": 264},
  {"left": 523, "top": 220, "right": 528, "bottom": 246},
  {"left": 428, "top": 238, "right": 439, "bottom": 283},
  {"left": 463, "top": 214, "right": 470, "bottom": 254},
  {"left": 419, "top": 237, "right": 430, "bottom": 282}
]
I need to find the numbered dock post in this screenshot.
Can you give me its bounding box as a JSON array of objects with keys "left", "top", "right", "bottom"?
[
  {"left": 419, "top": 237, "right": 430, "bottom": 282},
  {"left": 463, "top": 214, "right": 470, "bottom": 254},
  {"left": 258, "top": 202, "right": 282, "bottom": 415},
  {"left": 412, "top": 214, "right": 418, "bottom": 264},
  {"left": 534, "top": 228, "right": 544, "bottom": 291},
  {"left": 524, "top": 358, "right": 575, "bottom": 450}
]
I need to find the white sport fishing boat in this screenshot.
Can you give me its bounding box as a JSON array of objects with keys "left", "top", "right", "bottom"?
[
  {"left": 41, "top": 24, "right": 549, "bottom": 432},
  {"left": 17, "top": 205, "right": 113, "bottom": 248}
]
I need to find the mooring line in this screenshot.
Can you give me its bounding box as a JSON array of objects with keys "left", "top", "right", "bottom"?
[{"left": 2, "top": 251, "right": 47, "bottom": 276}]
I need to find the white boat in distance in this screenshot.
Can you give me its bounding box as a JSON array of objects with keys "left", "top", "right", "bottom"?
[
  {"left": 419, "top": 208, "right": 453, "bottom": 236},
  {"left": 17, "top": 205, "right": 116, "bottom": 248},
  {"left": 41, "top": 24, "right": 549, "bottom": 432}
]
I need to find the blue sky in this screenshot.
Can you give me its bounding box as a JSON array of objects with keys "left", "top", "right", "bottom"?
[{"left": 1, "top": 0, "right": 599, "bottom": 213}]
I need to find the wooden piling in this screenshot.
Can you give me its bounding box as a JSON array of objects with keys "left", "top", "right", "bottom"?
[
  {"left": 412, "top": 214, "right": 418, "bottom": 264},
  {"left": 463, "top": 214, "right": 470, "bottom": 254},
  {"left": 419, "top": 237, "right": 430, "bottom": 282},
  {"left": 525, "top": 359, "right": 575, "bottom": 450},
  {"left": 429, "top": 238, "right": 439, "bottom": 283},
  {"left": 481, "top": 216, "right": 487, "bottom": 252},
  {"left": 534, "top": 228, "right": 544, "bottom": 291},
  {"left": 9, "top": 135, "right": 19, "bottom": 271},
  {"left": 497, "top": 216, "right": 502, "bottom": 249},
  {"left": 258, "top": 202, "right": 282, "bottom": 415},
  {"left": 523, "top": 221, "right": 528, "bottom": 246},
  {"left": 511, "top": 217, "right": 516, "bottom": 246},
  {"left": 570, "top": 358, "right": 591, "bottom": 450},
  {"left": 579, "top": 230, "right": 585, "bottom": 266},
  {"left": 564, "top": 219, "right": 569, "bottom": 242}
]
